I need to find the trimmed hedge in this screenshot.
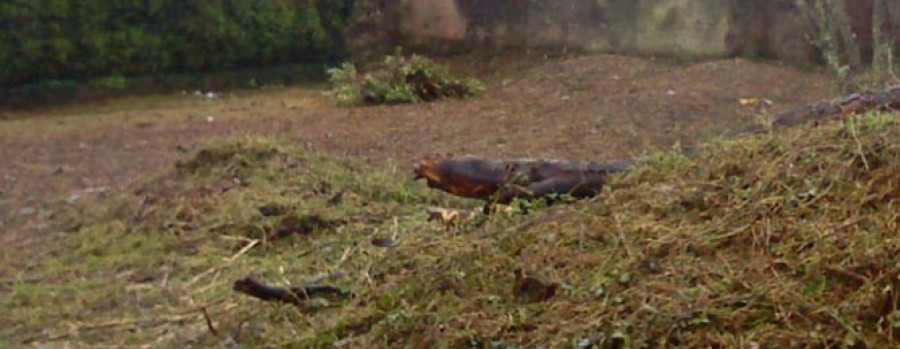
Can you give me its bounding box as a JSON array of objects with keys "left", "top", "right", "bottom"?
[{"left": 0, "top": 0, "right": 355, "bottom": 88}]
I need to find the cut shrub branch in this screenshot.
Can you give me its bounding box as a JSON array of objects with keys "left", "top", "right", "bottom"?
[{"left": 325, "top": 53, "right": 485, "bottom": 106}]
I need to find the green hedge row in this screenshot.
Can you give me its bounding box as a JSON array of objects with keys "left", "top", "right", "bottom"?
[{"left": 0, "top": 0, "right": 355, "bottom": 88}]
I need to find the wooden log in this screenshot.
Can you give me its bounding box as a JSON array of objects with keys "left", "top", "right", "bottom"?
[
  {"left": 770, "top": 84, "right": 900, "bottom": 129},
  {"left": 413, "top": 153, "right": 632, "bottom": 205}
]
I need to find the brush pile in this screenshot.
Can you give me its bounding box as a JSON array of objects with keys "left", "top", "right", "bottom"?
[
  {"left": 361, "top": 111, "right": 900, "bottom": 347},
  {"left": 9, "top": 112, "right": 900, "bottom": 347},
  {"left": 325, "top": 53, "right": 485, "bottom": 106}
]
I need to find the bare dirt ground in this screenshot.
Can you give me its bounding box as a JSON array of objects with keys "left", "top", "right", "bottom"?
[{"left": 0, "top": 53, "right": 834, "bottom": 262}]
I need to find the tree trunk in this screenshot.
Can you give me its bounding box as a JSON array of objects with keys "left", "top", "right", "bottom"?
[
  {"left": 832, "top": 0, "right": 862, "bottom": 72},
  {"left": 797, "top": 0, "right": 853, "bottom": 90},
  {"left": 873, "top": 0, "right": 893, "bottom": 76}
]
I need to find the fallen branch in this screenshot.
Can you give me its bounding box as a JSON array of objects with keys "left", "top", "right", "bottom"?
[
  {"left": 413, "top": 154, "right": 632, "bottom": 208},
  {"left": 232, "top": 276, "right": 352, "bottom": 306},
  {"left": 201, "top": 307, "right": 218, "bottom": 336},
  {"left": 768, "top": 84, "right": 900, "bottom": 129}
]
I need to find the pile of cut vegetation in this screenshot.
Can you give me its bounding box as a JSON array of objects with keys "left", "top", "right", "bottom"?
[
  {"left": 4, "top": 113, "right": 900, "bottom": 348},
  {"left": 325, "top": 53, "right": 485, "bottom": 106},
  {"left": 347, "top": 111, "right": 900, "bottom": 348}
]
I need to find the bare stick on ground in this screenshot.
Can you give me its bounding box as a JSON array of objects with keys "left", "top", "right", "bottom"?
[{"left": 233, "top": 276, "right": 352, "bottom": 306}]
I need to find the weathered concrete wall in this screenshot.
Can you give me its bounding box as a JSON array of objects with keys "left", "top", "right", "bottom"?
[
  {"left": 575, "top": 0, "right": 735, "bottom": 56},
  {"left": 349, "top": 0, "right": 900, "bottom": 66},
  {"left": 401, "top": 0, "right": 468, "bottom": 41}
]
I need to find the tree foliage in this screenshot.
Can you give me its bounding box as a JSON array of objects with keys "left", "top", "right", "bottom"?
[{"left": 0, "top": 0, "right": 356, "bottom": 88}]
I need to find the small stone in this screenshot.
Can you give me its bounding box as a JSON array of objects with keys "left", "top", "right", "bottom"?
[
  {"left": 66, "top": 194, "right": 81, "bottom": 204},
  {"left": 222, "top": 336, "right": 240, "bottom": 349},
  {"left": 577, "top": 337, "right": 594, "bottom": 348}
]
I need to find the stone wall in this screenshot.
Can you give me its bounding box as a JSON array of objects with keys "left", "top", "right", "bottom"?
[{"left": 348, "top": 0, "right": 900, "bottom": 66}]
